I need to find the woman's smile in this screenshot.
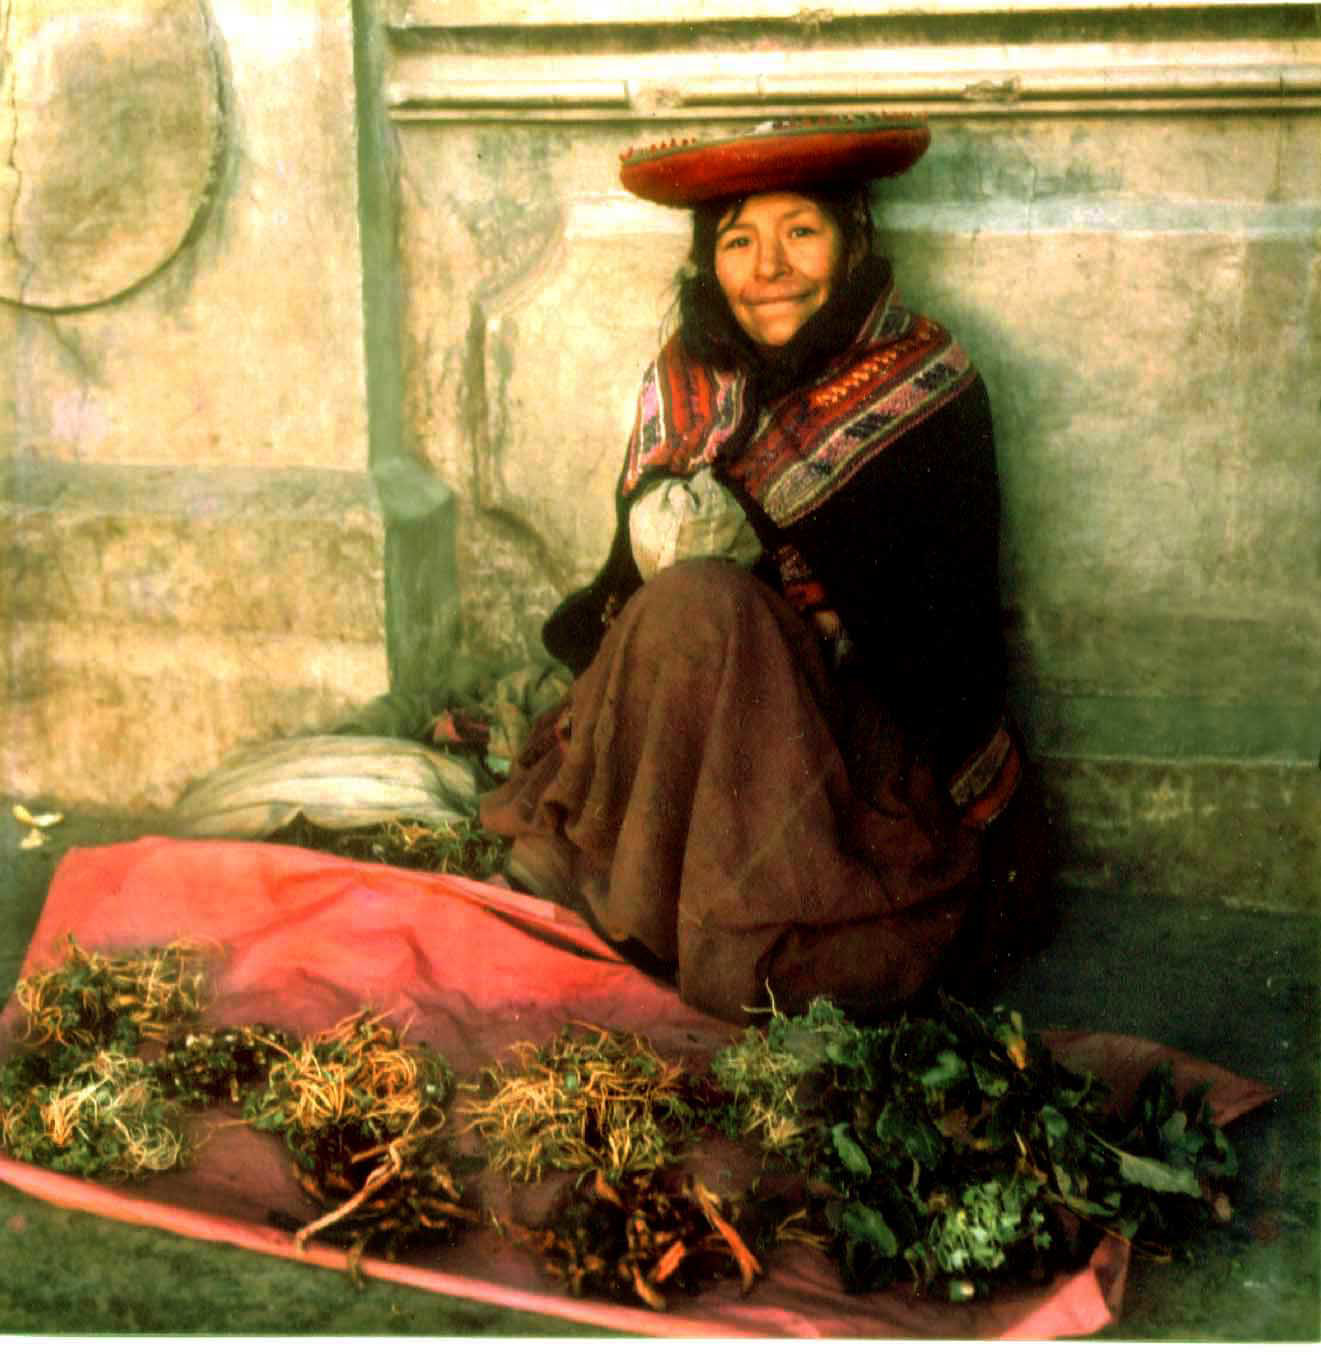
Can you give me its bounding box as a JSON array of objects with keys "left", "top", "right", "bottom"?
[{"left": 714, "top": 192, "right": 844, "bottom": 348}]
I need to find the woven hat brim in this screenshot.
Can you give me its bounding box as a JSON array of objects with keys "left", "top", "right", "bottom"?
[{"left": 619, "top": 119, "right": 930, "bottom": 207}]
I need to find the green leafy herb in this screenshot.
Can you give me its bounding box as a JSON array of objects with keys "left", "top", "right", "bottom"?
[{"left": 710, "top": 995, "right": 1240, "bottom": 1299}]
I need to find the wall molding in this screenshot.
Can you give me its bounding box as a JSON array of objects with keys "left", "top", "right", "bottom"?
[
  {"left": 384, "top": 3, "right": 1321, "bottom": 121},
  {"left": 388, "top": 62, "right": 1321, "bottom": 122},
  {"left": 387, "top": 0, "right": 1321, "bottom": 29}
]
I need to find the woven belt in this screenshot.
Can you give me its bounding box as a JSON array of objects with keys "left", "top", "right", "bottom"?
[{"left": 949, "top": 719, "right": 1022, "bottom": 829}]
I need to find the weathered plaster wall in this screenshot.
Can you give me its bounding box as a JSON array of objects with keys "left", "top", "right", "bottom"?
[
  {"left": 1, "top": 1, "right": 386, "bottom": 808},
  {"left": 386, "top": 1, "right": 1321, "bottom": 908}
]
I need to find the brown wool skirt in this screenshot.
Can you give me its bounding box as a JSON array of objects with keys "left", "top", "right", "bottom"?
[{"left": 480, "top": 559, "right": 1048, "bottom": 1026}]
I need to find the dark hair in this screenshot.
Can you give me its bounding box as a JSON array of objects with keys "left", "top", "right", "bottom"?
[{"left": 669, "top": 182, "right": 875, "bottom": 371}]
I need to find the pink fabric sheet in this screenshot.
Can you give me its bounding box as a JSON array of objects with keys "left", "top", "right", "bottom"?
[{"left": 0, "top": 838, "right": 1276, "bottom": 1339}]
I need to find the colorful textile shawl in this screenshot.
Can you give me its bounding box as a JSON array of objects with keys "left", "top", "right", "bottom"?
[{"left": 621, "top": 275, "right": 976, "bottom": 528}]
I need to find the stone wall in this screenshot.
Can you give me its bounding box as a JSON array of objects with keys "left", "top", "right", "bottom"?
[
  {"left": 383, "top": 0, "right": 1320, "bottom": 909},
  {"left": 1, "top": 1, "right": 386, "bottom": 809}
]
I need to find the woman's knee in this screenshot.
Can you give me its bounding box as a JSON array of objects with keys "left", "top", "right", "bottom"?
[
  {"left": 616, "top": 558, "right": 833, "bottom": 701},
  {"left": 639, "top": 557, "right": 764, "bottom": 609},
  {"left": 636, "top": 558, "right": 796, "bottom": 634},
  {"left": 614, "top": 559, "right": 785, "bottom": 660}
]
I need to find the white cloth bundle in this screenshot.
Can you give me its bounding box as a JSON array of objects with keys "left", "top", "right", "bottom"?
[{"left": 628, "top": 467, "right": 763, "bottom": 580}]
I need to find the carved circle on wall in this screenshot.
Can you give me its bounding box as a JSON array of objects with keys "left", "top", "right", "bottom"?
[{"left": 0, "top": 0, "right": 225, "bottom": 311}]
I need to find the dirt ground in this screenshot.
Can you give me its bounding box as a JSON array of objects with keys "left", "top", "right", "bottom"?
[{"left": 0, "top": 796, "right": 1317, "bottom": 1339}]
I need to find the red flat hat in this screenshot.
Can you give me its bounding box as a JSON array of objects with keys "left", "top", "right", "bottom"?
[{"left": 619, "top": 115, "right": 930, "bottom": 207}]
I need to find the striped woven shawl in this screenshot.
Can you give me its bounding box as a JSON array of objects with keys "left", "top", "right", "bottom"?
[{"left": 621, "top": 270, "right": 977, "bottom": 528}]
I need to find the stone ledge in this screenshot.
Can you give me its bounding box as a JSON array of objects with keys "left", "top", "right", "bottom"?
[
  {"left": 1, "top": 461, "right": 386, "bottom": 641},
  {"left": 1015, "top": 687, "right": 1321, "bottom": 767},
  {"left": 2, "top": 621, "right": 387, "bottom": 812},
  {"left": 1, "top": 462, "right": 391, "bottom": 810},
  {"left": 1038, "top": 755, "right": 1319, "bottom": 913}
]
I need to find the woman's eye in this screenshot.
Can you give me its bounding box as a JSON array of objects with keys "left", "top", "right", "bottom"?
[{"left": 720, "top": 234, "right": 750, "bottom": 251}]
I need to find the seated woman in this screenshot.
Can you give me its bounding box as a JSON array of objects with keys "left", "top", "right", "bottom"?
[{"left": 481, "top": 116, "right": 1050, "bottom": 1025}]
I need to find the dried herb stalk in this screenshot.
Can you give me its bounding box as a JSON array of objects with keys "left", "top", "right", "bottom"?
[{"left": 508, "top": 1169, "right": 761, "bottom": 1310}]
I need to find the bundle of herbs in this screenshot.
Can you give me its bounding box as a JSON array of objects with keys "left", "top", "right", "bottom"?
[
  {"left": 708, "top": 995, "right": 1238, "bottom": 1300},
  {"left": 267, "top": 814, "right": 506, "bottom": 880},
  {"left": 1, "top": 1048, "right": 187, "bottom": 1179},
  {"left": 11, "top": 935, "right": 212, "bottom": 1069},
  {"left": 154, "top": 1023, "right": 295, "bottom": 1107},
  {"left": 0, "top": 937, "right": 212, "bottom": 1179},
  {"left": 240, "top": 1010, "right": 478, "bottom": 1264},
  {"left": 505, "top": 1168, "right": 762, "bottom": 1311},
  {"left": 463, "top": 1024, "right": 697, "bottom": 1183},
  {"left": 2, "top": 946, "right": 479, "bottom": 1269}
]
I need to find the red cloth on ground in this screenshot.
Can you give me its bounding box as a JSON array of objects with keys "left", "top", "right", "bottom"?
[{"left": 0, "top": 837, "right": 1275, "bottom": 1339}]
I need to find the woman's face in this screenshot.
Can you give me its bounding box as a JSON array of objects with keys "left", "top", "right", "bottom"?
[{"left": 713, "top": 192, "right": 845, "bottom": 348}]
